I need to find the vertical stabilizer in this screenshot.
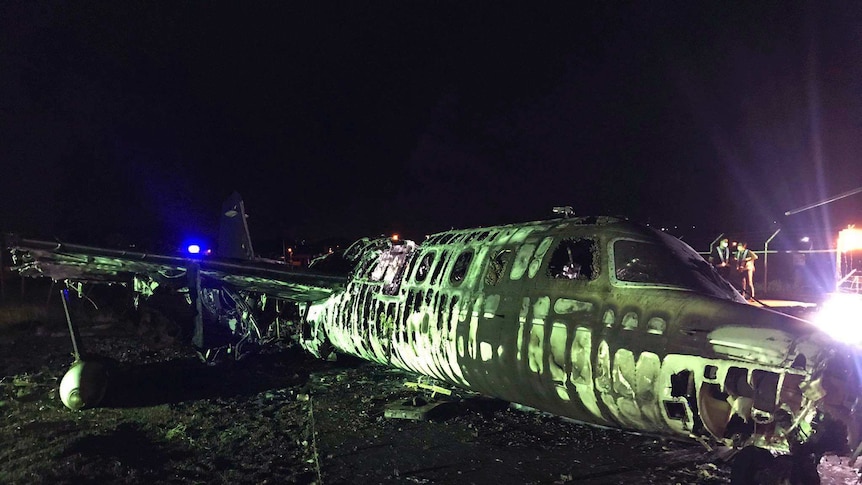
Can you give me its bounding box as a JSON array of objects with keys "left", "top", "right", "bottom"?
[{"left": 218, "top": 192, "right": 255, "bottom": 260}]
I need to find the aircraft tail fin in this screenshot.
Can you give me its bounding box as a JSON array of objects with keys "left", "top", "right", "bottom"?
[{"left": 217, "top": 192, "right": 255, "bottom": 260}]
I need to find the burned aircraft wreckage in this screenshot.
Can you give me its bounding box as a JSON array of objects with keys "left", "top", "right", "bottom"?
[{"left": 7, "top": 200, "right": 862, "bottom": 476}]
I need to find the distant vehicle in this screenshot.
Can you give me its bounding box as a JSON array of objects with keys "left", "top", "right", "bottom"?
[{"left": 8, "top": 194, "right": 862, "bottom": 481}]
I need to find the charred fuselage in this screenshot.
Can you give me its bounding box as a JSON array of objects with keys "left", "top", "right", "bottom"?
[
  {"left": 8, "top": 215, "right": 862, "bottom": 464},
  {"left": 303, "top": 217, "right": 862, "bottom": 457}
]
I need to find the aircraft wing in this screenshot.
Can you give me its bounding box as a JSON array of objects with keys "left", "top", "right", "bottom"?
[{"left": 8, "top": 237, "right": 347, "bottom": 303}]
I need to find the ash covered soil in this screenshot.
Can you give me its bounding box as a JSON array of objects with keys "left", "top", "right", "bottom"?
[{"left": 0, "top": 286, "right": 853, "bottom": 484}]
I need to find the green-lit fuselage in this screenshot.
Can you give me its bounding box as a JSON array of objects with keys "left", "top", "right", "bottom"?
[{"left": 308, "top": 218, "right": 847, "bottom": 446}]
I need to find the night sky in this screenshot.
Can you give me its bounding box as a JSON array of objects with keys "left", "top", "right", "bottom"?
[{"left": 2, "top": 3, "right": 861, "bottom": 251}]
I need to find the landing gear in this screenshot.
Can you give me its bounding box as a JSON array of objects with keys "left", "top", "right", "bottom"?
[{"left": 57, "top": 288, "right": 108, "bottom": 410}]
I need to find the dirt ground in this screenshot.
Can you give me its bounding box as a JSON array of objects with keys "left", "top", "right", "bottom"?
[{"left": 0, "top": 283, "right": 857, "bottom": 484}]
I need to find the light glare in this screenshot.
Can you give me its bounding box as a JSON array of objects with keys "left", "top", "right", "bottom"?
[
  {"left": 812, "top": 293, "right": 862, "bottom": 344},
  {"left": 838, "top": 227, "right": 862, "bottom": 253}
]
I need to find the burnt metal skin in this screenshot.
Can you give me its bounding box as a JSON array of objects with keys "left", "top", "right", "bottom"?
[
  {"left": 304, "top": 217, "right": 862, "bottom": 457},
  {"left": 8, "top": 216, "right": 862, "bottom": 461}
]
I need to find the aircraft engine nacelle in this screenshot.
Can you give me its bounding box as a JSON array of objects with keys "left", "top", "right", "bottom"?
[{"left": 59, "top": 360, "right": 108, "bottom": 410}]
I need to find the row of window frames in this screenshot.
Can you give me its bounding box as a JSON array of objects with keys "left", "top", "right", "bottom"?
[
  {"left": 354, "top": 248, "right": 474, "bottom": 287},
  {"left": 486, "top": 238, "right": 599, "bottom": 286},
  {"left": 410, "top": 250, "right": 474, "bottom": 286},
  {"left": 360, "top": 238, "right": 599, "bottom": 289},
  {"left": 425, "top": 230, "right": 495, "bottom": 246}
]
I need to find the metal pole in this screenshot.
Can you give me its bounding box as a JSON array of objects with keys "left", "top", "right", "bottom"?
[
  {"left": 0, "top": 234, "right": 5, "bottom": 301},
  {"left": 61, "top": 289, "right": 82, "bottom": 360},
  {"left": 763, "top": 229, "right": 781, "bottom": 294},
  {"left": 785, "top": 186, "right": 862, "bottom": 215},
  {"left": 188, "top": 263, "right": 204, "bottom": 349},
  {"left": 836, "top": 242, "right": 842, "bottom": 292}
]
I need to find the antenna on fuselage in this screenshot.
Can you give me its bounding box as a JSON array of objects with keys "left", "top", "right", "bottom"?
[{"left": 553, "top": 206, "right": 575, "bottom": 218}]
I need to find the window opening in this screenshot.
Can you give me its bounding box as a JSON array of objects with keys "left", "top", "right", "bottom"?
[
  {"left": 615, "top": 239, "right": 695, "bottom": 285},
  {"left": 414, "top": 252, "right": 435, "bottom": 283},
  {"left": 450, "top": 251, "right": 474, "bottom": 285},
  {"left": 704, "top": 365, "right": 718, "bottom": 380},
  {"left": 647, "top": 317, "right": 666, "bottom": 335},
  {"left": 665, "top": 402, "right": 687, "bottom": 420},
  {"left": 484, "top": 249, "right": 512, "bottom": 286},
  {"left": 547, "top": 238, "right": 597, "bottom": 280}
]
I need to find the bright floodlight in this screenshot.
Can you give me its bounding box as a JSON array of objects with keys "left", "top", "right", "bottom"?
[
  {"left": 812, "top": 293, "right": 862, "bottom": 345},
  {"left": 187, "top": 244, "right": 201, "bottom": 254},
  {"left": 838, "top": 227, "right": 862, "bottom": 253}
]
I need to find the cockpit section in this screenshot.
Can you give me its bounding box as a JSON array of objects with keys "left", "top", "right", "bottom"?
[
  {"left": 610, "top": 233, "right": 743, "bottom": 302},
  {"left": 612, "top": 239, "right": 701, "bottom": 287}
]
